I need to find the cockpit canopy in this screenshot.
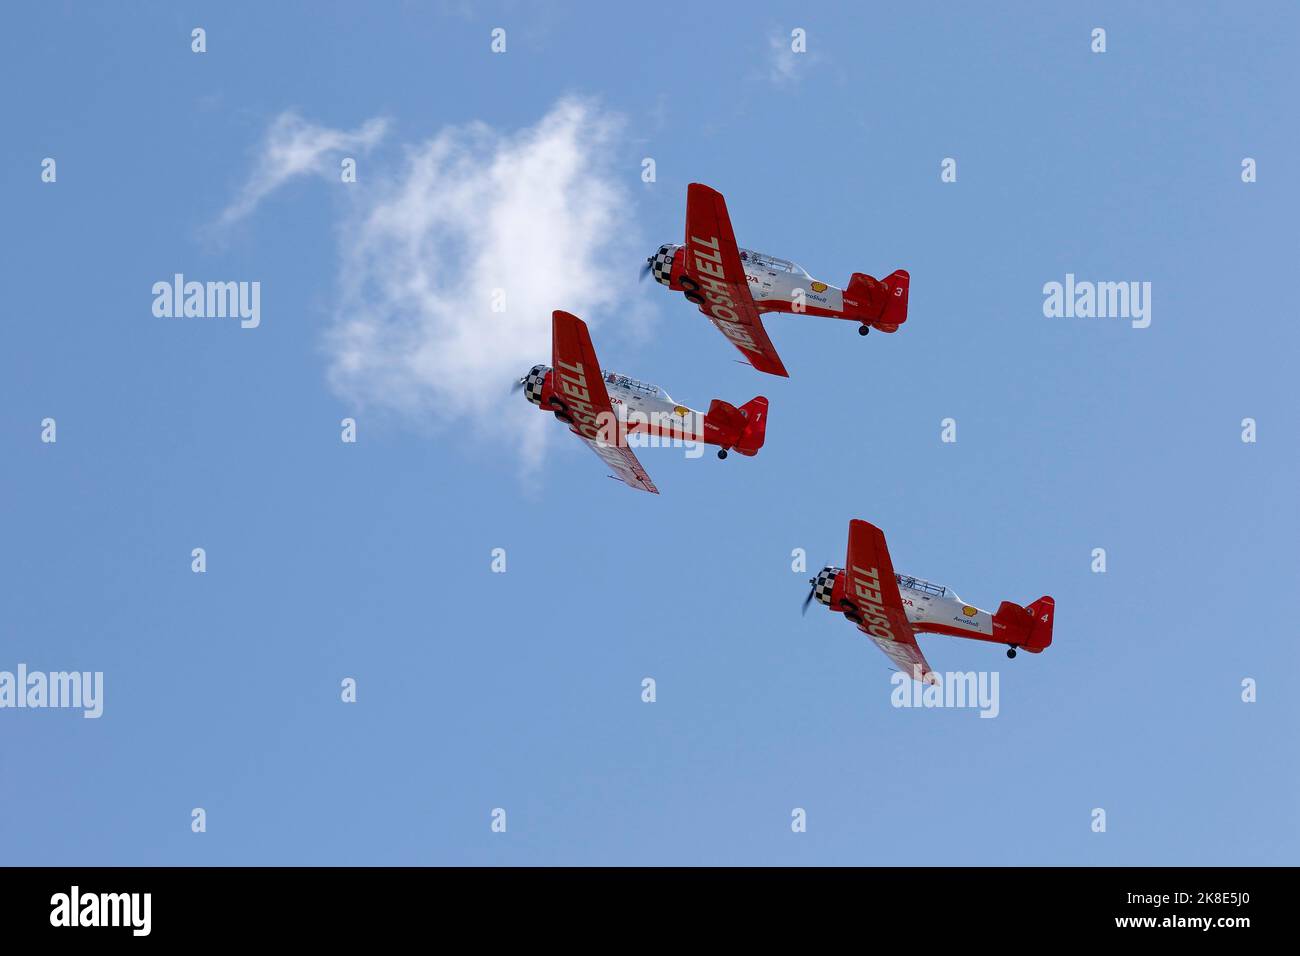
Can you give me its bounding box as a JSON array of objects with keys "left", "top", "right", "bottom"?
[
  {"left": 896, "top": 574, "right": 948, "bottom": 598},
  {"left": 739, "top": 248, "right": 809, "bottom": 277},
  {"left": 603, "top": 369, "right": 671, "bottom": 403}
]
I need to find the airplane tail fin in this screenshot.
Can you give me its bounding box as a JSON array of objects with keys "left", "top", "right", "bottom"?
[
  {"left": 846, "top": 269, "right": 909, "bottom": 331},
  {"left": 733, "top": 396, "right": 769, "bottom": 455},
  {"left": 993, "top": 595, "right": 1054, "bottom": 652},
  {"left": 705, "top": 396, "right": 768, "bottom": 456},
  {"left": 1023, "top": 596, "right": 1055, "bottom": 652}
]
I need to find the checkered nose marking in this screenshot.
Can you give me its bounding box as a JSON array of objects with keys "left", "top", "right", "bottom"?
[
  {"left": 813, "top": 567, "right": 840, "bottom": 608},
  {"left": 523, "top": 364, "right": 551, "bottom": 407},
  {"left": 649, "top": 243, "right": 678, "bottom": 288}
]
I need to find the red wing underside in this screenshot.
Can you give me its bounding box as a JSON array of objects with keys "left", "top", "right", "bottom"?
[
  {"left": 550, "top": 311, "right": 658, "bottom": 494},
  {"left": 844, "top": 520, "right": 933, "bottom": 682},
  {"left": 683, "top": 184, "right": 789, "bottom": 377}
]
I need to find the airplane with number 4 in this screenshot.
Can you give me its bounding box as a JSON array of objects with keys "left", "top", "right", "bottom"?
[
  {"left": 645, "top": 183, "right": 911, "bottom": 377},
  {"left": 515, "top": 310, "right": 769, "bottom": 494},
  {"left": 803, "top": 519, "right": 1055, "bottom": 682}
]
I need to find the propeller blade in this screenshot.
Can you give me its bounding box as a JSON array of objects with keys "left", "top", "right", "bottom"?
[
  {"left": 511, "top": 377, "right": 526, "bottom": 394},
  {"left": 801, "top": 578, "right": 816, "bottom": 616},
  {"left": 639, "top": 258, "right": 654, "bottom": 283}
]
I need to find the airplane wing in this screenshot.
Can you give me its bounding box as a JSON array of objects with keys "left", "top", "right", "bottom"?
[
  {"left": 843, "top": 519, "right": 934, "bottom": 682},
  {"left": 682, "top": 183, "right": 790, "bottom": 377},
  {"left": 550, "top": 311, "right": 659, "bottom": 494}
]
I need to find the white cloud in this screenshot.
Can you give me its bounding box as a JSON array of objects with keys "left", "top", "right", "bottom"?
[
  {"left": 769, "top": 32, "right": 799, "bottom": 85},
  {"left": 324, "top": 98, "right": 646, "bottom": 468},
  {"left": 220, "top": 99, "right": 646, "bottom": 471},
  {"left": 218, "top": 112, "right": 389, "bottom": 226},
  {"left": 768, "top": 30, "right": 822, "bottom": 86}
]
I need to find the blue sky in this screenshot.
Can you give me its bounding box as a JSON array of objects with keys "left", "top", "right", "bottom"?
[{"left": 2, "top": 1, "right": 1297, "bottom": 865}]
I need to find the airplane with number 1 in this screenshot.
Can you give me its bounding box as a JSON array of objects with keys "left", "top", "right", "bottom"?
[
  {"left": 516, "top": 311, "right": 769, "bottom": 494},
  {"left": 645, "top": 183, "right": 911, "bottom": 377},
  {"left": 803, "top": 519, "right": 1055, "bottom": 682}
]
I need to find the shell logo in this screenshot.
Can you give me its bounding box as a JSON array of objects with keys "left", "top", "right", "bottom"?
[
  {"left": 962, "top": 605, "right": 978, "bottom": 617},
  {"left": 674, "top": 405, "right": 689, "bottom": 417},
  {"left": 810, "top": 281, "right": 828, "bottom": 293}
]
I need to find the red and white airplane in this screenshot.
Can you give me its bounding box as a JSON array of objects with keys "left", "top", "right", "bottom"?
[
  {"left": 804, "top": 519, "right": 1055, "bottom": 682},
  {"left": 646, "top": 183, "right": 911, "bottom": 377},
  {"left": 517, "top": 310, "right": 769, "bottom": 494}
]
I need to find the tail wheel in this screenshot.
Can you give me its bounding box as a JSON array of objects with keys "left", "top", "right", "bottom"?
[
  {"left": 1006, "top": 646, "right": 1018, "bottom": 659},
  {"left": 679, "top": 277, "right": 699, "bottom": 292},
  {"left": 684, "top": 291, "right": 705, "bottom": 305},
  {"left": 858, "top": 325, "right": 870, "bottom": 336},
  {"left": 717, "top": 449, "right": 728, "bottom": 460}
]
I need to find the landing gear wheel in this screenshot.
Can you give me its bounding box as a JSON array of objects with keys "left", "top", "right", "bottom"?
[
  {"left": 717, "top": 449, "right": 728, "bottom": 460},
  {"left": 684, "top": 291, "right": 705, "bottom": 305},
  {"left": 1006, "top": 647, "right": 1018, "bottom": 659},
  {"left": 679, "top": 277, "right": 699, "bottom": 292},
  {"left": 838, "top": 599, "right": 861, "bottom": 625},
  {"left": 550, "top": 399, "right": 574, "bottom": 425},
  {"left": 858, "top": 325, "right": 870, "bottom": 336}
]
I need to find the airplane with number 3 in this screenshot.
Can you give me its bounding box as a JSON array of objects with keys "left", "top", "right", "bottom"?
[
  {"left": 645, "top": 183, "right": 911, "bottom": 377},
  {"left": 803, "top": 519, "right": 1055, "bottom": 682},
  {"left": 516, "top": 310, "right": 769, "bottom": 494}
]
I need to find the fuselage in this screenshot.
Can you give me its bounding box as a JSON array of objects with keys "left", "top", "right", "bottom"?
[
  {"left": 649, "top": 242, "right": 901, "bottom": 329},
  {"left": 737, "top": 249, "right": 846, "bottom": 314},
  {"left": 653, "top": 243, "right": 848, "bottom": 316},
  {"left": 602, "top": 371, "right": 706, "bottom": 443},
  {"left": 813, "top": 567, "right": 1004, "bottom": 645},
  {"left": 523, "top": 364, "right": 736, "bottom": 447},
  {"left": 894, "top": 573, "right": 996, "bottom": 641}
]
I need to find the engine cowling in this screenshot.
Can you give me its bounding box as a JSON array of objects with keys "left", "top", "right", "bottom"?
[
  {"left": 648, "top": 243, "right": 680, "bottom": 288},
  {"left": 522, "top": 364, "right": 551, "bottom": 407},
  {"left": 812, "top": 566, "right": 842, "bottom": 608}
]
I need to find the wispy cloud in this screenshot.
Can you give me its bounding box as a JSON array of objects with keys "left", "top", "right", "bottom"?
[
  {"left": 769, "top": 33, "right": 798, "bottom": 84},
  {"left": 769, "top": 29, "right": 820, "bottom": 86},
  {"left": 221, "top": 99, "right": 645, "bottom": 470},
  {"left": 217, "top": 112, "right": 389, "bottom": 226},
  {"left": 325, "top": 99, "right": 644, "bottom": 468}
]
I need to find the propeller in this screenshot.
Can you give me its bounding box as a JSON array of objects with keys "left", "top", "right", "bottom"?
[
  {"left": 801, "top": 577, "right": 817, "bottom": 616},
  {"left": 639, "top": 257, "right": 654, "bottom": 283},
  {"left": 511, "top": 376, "right": 526, "bottom": 394}
]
